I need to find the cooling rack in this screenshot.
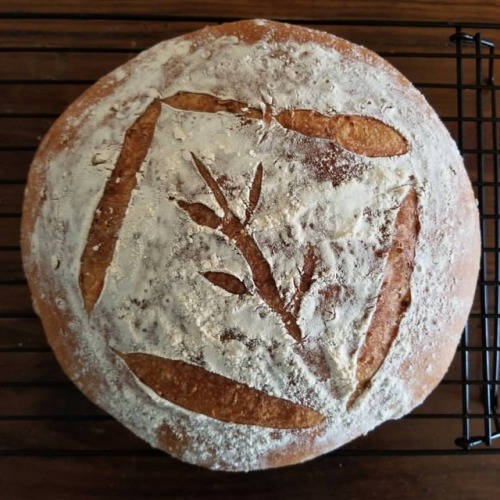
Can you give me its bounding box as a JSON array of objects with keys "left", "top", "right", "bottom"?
[{"left": 0, "top": 17, "right": 498, "bottom": 464}]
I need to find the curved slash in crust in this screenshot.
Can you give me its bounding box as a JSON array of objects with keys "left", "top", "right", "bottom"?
[
  {"left": 203, "top": 271, "right": 249, "bottom": 295},
  {"left": 244, "top": 162, "right": 263, "bottom": 226},
  {"left": 176, "top": 201, "right": 222, "bottom": 229},
  {"left": 115, "top": 350, "right": 325, "bottom": 429},
  {"left": 276, "top": 110, "right": 409, "bottom": 158},
  {"left": 289, "top": 244, "right": 319, "bottom": 317},
  {"left": 348, "top": 189, "right": 420, "bottom": 407},
  {"left": 79, "top": 100, "right": 162, "bottom": 313},
  {"left": 162, "top": 91, "right": 263, "bottom": 120}
]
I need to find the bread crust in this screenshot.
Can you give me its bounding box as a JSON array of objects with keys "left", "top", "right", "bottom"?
[{"left": 21, "top": 20, "right": 480, "bottom": 471}]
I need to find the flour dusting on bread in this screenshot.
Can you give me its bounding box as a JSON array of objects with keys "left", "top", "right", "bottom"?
[{"left": 21, "top": 20, "right": 480, "bottom": 471}]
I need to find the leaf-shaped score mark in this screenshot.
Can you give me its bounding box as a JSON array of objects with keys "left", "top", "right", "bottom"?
[
  {"left": 203, "top": 272, "right": 248, "bottom": 295},
  {"left": 176, "top": 201, "right": 222, "bottom": 229},
  {"left": 115, "top": 350, "right": 325, "bottom": 429},
  {"left": 79, "top": 100, "right": 162, "bottom": 313},
  {"left": 163, "top": 91, "right": 263, "bottom": 120},
  {"left": 275, "top": 110, "right": 409, "bottom": 158},
  {"left": 348, "top": 189, "right": 420, "bottom": 407},
  {"left": 163, "top": 91, "right": 409, "bottom": 158},
  {"left": 289, "top": 244, "right": 319, "bottom": 317},
  {"left": 244, "top": 162, "right": 263, "bottom": 226}
]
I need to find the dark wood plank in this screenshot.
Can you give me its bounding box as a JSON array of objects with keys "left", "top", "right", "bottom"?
[
  {"left": 0, "top": 250, "right": 25, "bottom": 282},
  {"left": 0, "top": 83, "right": 86, "bottom": 115},
  {"left": 412, "top": 381, "right": 484, "bottom": 417},
  {"left": 0, "top": 52, "right": 134, "bottom": 81},
  {"left": 0, "top": 386, "right": 104, "bottom": 416},
  {"left": 0, "top": 351, "right": 67, "bottom": 383},
  {"left": 0, "top": 419, "right": 149, "bottom": 451},
  {"left": 0, "top": 0, "right": 498, "bottom": 23},
  {"left": 346, "top": 418, "right": 464, "bottom": 451},
  {"left": 0, "top": 19, "right": 208, "bottom": 49},
  {"left": 0, "top": 183, "right": 25, "bottom": 215},
  {"left": 1, "top": 454, "right": 499, "bottom": 500},
  {"left": 0, "top": 283, "right": 32, "bottom": 314},
  {"left": 0, "top": 118, "right": 52, "bottom": 148},
  {"left": 0, "top": 415, "right": 473, "bottom": 453},
  {"left": 326, "top": 26, "right": 500, "bottom": 53},
  {"left": 0, "top": 317, "right": 46, "bottom": 348},
  {"left": 0, "top": 151, "right": 34, "bottom": 181},
  {"left": 0, "top": 217, "right": 21, "bottom": 247},
  {"left": 0, "top": 20, "right": 491, "bottom": 53}
]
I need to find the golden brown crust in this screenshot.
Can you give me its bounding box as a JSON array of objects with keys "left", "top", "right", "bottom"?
[{"left": 21, "top": 19, "right": 481, "bottom": 471}]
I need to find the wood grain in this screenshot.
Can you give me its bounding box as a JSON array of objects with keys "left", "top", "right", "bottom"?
[
  {"left": 0, "top": 250, "right": 26, "bottom": 281},
  {"left": 0, "top": 416, "right": 466, "bottom": 452},
  {"left": 0, "top": 84, "right": 87, "bottom": 115},
  {"left": 0, "top": 152, "right": 33, "bottom": 181},
  {"left": 0, "top": 19, "right": 210, "bottom": 49},
  {"left": 0, "top": 52, "right": 135, "bottom": 80},
  {"left": 0, "top": 420, "right": 149, "bottom": 451},
  {"left": 1, "top": 455, "right": 499, "bottom": 500},
  {"left": 0, "top": 386, "right": 105, "bottom": 417},
  {"left": 0, "top": 0, "right": 498, "bottom": 23},
  {"left": 1, "top": 21, "right": 499, "bottom": 58},
  {"left": 0, "top": 218, "right": 21, "bottom": 247},
  {"left": 0, "top": 317, "right": 46, "bottom": 348},
  {"left": 0, "top": 118, "right": 50, "bottom": 148},
  {"left": 0, "top": 352, "right": 67, "bottom": 383}
]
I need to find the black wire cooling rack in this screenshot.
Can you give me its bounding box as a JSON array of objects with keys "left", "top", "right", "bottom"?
[
  {"left": 452, "top": 29, "right": 500, "bottom": 450},
  {"left": 0, "top": 17, "right": 498, "bottom": 458}
]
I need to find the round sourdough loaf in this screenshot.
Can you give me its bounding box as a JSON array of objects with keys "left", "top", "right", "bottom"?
[{"left": 21, "top": 19, "right": 480, "bottom": 471}]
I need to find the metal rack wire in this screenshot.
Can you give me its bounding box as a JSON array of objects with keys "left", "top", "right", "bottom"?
[
  {"left": 0, "top": 18, "right": 498, "bottom": 458},
  {"left": 452, "top": 29, "right": 500, "bottom": 450}
]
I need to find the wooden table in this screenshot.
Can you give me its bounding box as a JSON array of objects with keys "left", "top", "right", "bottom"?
[{"left": 1, "top": 1, "right": 499, "bottom": 498}]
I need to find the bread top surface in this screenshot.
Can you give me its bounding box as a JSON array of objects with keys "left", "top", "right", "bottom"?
[{"left": 21, "top": 20, "right": 480, "bottom": 470}]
